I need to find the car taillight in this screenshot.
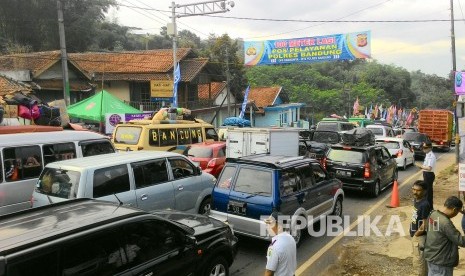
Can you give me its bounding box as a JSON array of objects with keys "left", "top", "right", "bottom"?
[
  {"left": 364, "top": 162, "right": 370, "bottom": 179},
  {"left": 207, "top": 158, "right": 218, "bottom": 168},
  {"left": 322, "top": 157, "right": 327, "bottom": 170},
  {"left": 396, "top": 149, "right": 403, "bottom": 158},
  {"left": 440, "top": 141, "right": 444, "bottom": 145}
]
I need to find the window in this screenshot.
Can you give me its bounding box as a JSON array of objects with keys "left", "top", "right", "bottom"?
[
  {"left": 93, "top": 165, "right": 130, "bottom": 197},
  {"left": 82, "top": 141, "right": 114, "bottom": 157},
  {"left": 297, "top": 165, "right": 314, "bottom": 188},
  {"left": 36, "top": 168, "right": 81, "bottom": 199},
  {"left": 122, "top": 220, "right": 181, "bottom": 267},
  {"left": 43, "top": 142, "right": 76, "bottom": 165},
  {"left": 382, "top": 148, "right": 391, "bottom": 159},
  {"left": 217, "top": 146, "right": 226, "bottom": 157},
  {"left": 168, "top": 158, "right": 195, "bottom": 179},
  {"left": 177, "top": 128, "right": 192, "bottom": 145},
  {"left": 311, "top": 163, "right": 327, "bottom": 183},
  {"left": 205, "top": 128, "right": 219, "bottom": 140},
  {"left": 280, "top": 169, "right": 300, "bottom": 196},
  {"left": 3, "top": 146, "right": 42, "bottom": 181},
  {"left": 187, "top": 147, "right": 213, "bottom": 158},
  {"left": 132, "top": 159, "right": 169, "bottom": 188},
  {"left": 216, "top": 166, "right": 236, "bottom": 189},
  {"left": 62, "top": 230, "right": 123, "bottom": 276},
  {"left": 8, "top": 250, "right": 58, "bottom": 276},
  {"left": 159, "top": 129, "right": 177, "bottom": 147},
  {"left": 234, "top": 167, "right": 272, "bottom": 196},
  {"left": 114, "top": 126, "right": 142, "bottom": 145},
  {"left": 342, "top": 123, "right": 354, "bottom": 131},
  {"left": 328, "top": 149, "right": 364, "bottom": 163},
  {"left": 377, "top": 141, "right": 400, "bottom": 149}
]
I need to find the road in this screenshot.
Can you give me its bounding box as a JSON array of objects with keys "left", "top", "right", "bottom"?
[{"left": 229, "top": 149, "right": 456, "bottom": 275}]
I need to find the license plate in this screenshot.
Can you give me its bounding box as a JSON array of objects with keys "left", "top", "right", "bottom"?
[
  {"left": 309, "top": 153, "right": 317, "bottom": 158},
  {"left": 336, "top": 170, "right": 351, "bottom": 177},
  {"left": 227, "top": 200, "right": 246, "bottom": 215}
]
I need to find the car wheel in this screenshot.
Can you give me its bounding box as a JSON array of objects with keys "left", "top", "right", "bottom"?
[
  {"left": 370, "top": 180, "right": 380, "bottom": 197},
  {"left": 331, "top": 197, "right": 343, "bottom": 217},
  {"left": 402, "top": 159, "right": 407, "bottom": 171},
  {"left": 292, "top": 215, "right": 306, "bottom": 247},
  {"left": 204, "top": 256, "right": 229, "bottom": 276},
  {"left": 199, "top": 197, "right": 211, "bottom": 215}
]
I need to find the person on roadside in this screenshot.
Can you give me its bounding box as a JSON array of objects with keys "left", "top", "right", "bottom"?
[
  {"left": 416, "top": 142, "right": 436, "bottom": 208},
  {"left": 424, "top": 196, "right": 465, "bottom": 276},
  {"left": 264, "top": 211, "right": 296, "bottom": 276},
  {"left": 410, "top": 180, "right": 432, "bottom": 276}
]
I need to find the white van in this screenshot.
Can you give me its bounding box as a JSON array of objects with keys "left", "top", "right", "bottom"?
[
  {"left": 31, "top": 151, "right": 216, "bottom": 214},
  {"left": 366, "top": 124, "right": 395, "bottom": 138},
  {"left": 0, "top": 127, "right": 115, "bottom": 215}
]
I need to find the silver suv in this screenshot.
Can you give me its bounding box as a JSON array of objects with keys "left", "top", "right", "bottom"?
[{"left": 32, "top": 151, "right": 216, "bottom": 214}]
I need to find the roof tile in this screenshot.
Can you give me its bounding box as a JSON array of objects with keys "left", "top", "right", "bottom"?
[
  {"left": 0, "top": 51, "right": 61, "bottom": 77},
  {"left": 0, "top": 75, "right": 32, "bottom": 96},
  {"left": 198, "top": 82, "right": 226, "bottom": 100},
  {"left": 247, "top": 87, "right": 282, "bottom": 108}
]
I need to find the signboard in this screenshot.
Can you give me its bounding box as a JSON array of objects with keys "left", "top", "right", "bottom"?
[
  {"left": 459, "top": 163, "right": 465, "bottom": 191},
  {"left": 455, "top": 72, "right": 465, "bottom": 95},
  {"left": 105, "top": 112, "right": 152, "bottom": 135},
  {"left": 150, "top": 80, "right": 173, "bottom": 98},
  {"left": 244, "top": 31, "right": 371, "bottom": 66}
]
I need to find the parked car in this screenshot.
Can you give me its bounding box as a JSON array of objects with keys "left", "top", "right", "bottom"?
[
  {"left": 0, "top": 199, "right": 238, "bottom": 276},
  {"left": 366, "top": 123, "right": 395, "bottom": 138},
  {"left": 375, "top": 137, "right": 415, "bottom": 170},
  {"left": 402, "top": 132, "right": 432, "bottom": 160},
  {"left": 325, "top": 144, "right": 398, "bottom": 197},
  {"left": 305, "top": 130, "right": 341, "bottom": 165},
  {"left": 316, "top": 118, "right": 355, "bottom": 133},
  {"left": 186, "top": 141, "right": 226, "bottom": 178},
  {"left": 209, "top": 154, "right": 344, "bottom": 246},
  {"left": 32, "top": 151, "right": 216, "bottom": 214}
]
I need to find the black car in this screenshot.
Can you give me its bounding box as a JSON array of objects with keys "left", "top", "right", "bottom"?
[
  {"left": 305, "top": 131, "right": 341, "bottom": 164},
  {"left": 402, "top": 132, "right": 432, "bottom": 160},
  {"left": 0, "top": 199, "right": 238, "bottom": 276},
  {"left": 325, "top": 144, "right": 398, "bottom": 197}
]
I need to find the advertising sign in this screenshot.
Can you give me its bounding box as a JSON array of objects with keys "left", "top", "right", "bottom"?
[
  {"left": 455, "top": 72, "right": 465, "bottom": 95},
  {"left": 244, "top": 31, "right": 371, "bottom": 66},
  {"left": 105, "top": 112, "right": 152, "bottom": 135},
  {"left": 150, "top": 80, "right": 173, "bottom": 98}
]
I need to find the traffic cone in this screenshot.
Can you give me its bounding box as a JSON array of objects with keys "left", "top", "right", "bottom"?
[{"left": 387, "top": 179, "right": 400, "bottom": 208}]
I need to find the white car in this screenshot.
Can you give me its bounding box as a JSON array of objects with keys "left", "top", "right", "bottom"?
[{"left": 375, "top": 137, "right": 415, "bottom": 170}]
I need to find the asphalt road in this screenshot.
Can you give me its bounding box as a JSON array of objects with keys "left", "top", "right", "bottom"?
[{"left": 229, "top": 149, "right": 456, "bottom": 276}]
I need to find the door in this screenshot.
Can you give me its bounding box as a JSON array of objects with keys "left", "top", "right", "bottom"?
[
  {"left": 250, "top": 132, "right": 269, "bottom": 155},
  {"left": 93, "top": 164, "right": 138, "bottom": 208},
  {"left": 168, "top": 157, "right": 205, "bottom": 212},
  {"left": 131, "top": 159, "right": 175, "bottom": 211},
  {"left": 227, "top": 131, "right": 244, "bottom": 158},
  {"left": 310, "top": 163, "right": 334, "bottom": 214}
]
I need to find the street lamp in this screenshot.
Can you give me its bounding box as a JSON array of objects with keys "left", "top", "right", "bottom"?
[{"left": 168, "top": 1, "right": 235, "bottom": 107}]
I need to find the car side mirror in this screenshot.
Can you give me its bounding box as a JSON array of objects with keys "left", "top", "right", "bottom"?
[
  {"left": 185, "top": 235, "right": 197, "bottom": 247},
  {"left": 196, "top": 166, "right": 202, "bottom": 175}
]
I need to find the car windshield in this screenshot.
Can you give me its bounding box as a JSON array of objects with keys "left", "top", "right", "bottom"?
[
  {"left": 367, "top": 127, "right": 383, "bottom": 135},
  {"left": 376, "top": 141, "right": 400, "bottom": 149},
  {"left": 328, "top": 148, "right": 364, "bottom": 163},
  {"left": 36, "top": 167, "right": 81, "bottom": 199},
  {"left": 403, "top": 133, "right": 424, "bottom": 142},
  {"left": 312, "top": 132, "right": 339, "bottom": 144},
  {"left": 316, "top": 122, "right": 338, "bottom": 131},
  {"left": 187, "top": 147, "right": 213, "bottom": 158}
]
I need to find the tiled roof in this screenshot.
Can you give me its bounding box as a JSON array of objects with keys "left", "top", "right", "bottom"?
[
  {"left": 198, "top": 82, "right": 226, "bottom": 100},
  {"left": 0, "top": 51, "right": 61, "bottom": 77},
  {"left": 247, "top": 86, "right": 282, "bottom": 108},
  {"left": 0, "top": 75, "right": 32, "bottom": 96},
  {"left": 69, "top": 48, "right": 192, "bottom": 74},
  {"left": 32, "top": 79, "right": 95, "bottom": 92}
]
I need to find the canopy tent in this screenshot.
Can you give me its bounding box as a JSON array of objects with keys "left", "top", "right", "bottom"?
[{"left": 67, "top": 90, "right": 141, "bottom": 122}]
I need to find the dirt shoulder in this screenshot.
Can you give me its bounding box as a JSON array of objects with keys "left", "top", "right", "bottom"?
[{"left": 323, "top": 155, "right": 462, "bottom": 276}]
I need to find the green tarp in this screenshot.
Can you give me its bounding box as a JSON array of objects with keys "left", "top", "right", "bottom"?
[{"left": 67, "top": 90, "right": 141, "bottom": 122}]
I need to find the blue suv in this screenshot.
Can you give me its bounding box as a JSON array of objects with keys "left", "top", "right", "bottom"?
[{"left": 209, "top": 154, "right": 344, "bottom": 245}]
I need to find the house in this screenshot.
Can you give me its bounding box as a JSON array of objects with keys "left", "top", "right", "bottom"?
[{"left": 243, "top": 86, "right": 305, "bottom": 127}]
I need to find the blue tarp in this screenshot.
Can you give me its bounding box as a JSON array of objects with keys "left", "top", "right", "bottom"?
[{"left": 223, "top": 117, "right": 251, "bottom": 127}]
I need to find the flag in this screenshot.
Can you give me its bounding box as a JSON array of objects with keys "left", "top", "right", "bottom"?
[
  {"left": 239, "top": 85, "right": 250, "bottom": 119},
  {"left": 172, "top": 62, "right": 181, "bottom": 107},
  {"left": 364, "top": 106, "right": 368, "bottom": 118},
  {"left": 373, "top": 104, "right": 378, "bottom": 118},
  {"left": 353, "top": 97, "right": 359, "bottom": 116}
]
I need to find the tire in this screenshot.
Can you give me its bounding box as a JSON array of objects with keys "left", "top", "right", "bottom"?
[
  {"left": 402, "top": 159, "right": 407, "bottom": 171},
  {"left": 370, "top": 180, "right": 380, "bottom": 197},
  {"left": 199, "top": 197, "right": 211, "bottom": 215},
  {"left": 292, "top": 215, "right": 307, "bottom": 247},
  {"left": 203, "top": 256, "right": 229, "bottom": 276},
  {"left": 331, "top": 197, "right": 343, "bottom": 217}
]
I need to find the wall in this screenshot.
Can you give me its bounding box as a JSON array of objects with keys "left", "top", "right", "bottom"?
[{"left": 97, "top": 81, "right": 130, "bottom": 102}]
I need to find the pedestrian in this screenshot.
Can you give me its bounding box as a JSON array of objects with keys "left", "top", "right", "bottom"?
[
  {"left": 264, "top": 211, "right": 297, "bottom": 276},
  {"left": 410, "top": 180, "right": 432, "bottom": 276},
  {"left": 424, "top": 196, "right": 465, "bottom": 276},
  {"left": 415, "top": 142, "right": 436, "bottom": 207}
]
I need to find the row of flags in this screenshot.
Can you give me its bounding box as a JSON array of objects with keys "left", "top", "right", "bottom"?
[{"left": 353, "top": 97, "right": 416, "bottom": 126}]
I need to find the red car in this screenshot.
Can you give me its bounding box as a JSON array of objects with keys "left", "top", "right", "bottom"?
[{"left": 187, "top": 141, "right": 226, "bottom": 178}]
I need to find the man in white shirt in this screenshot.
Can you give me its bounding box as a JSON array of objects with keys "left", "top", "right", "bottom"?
[
  {"left": 415, "top": 142, "right": 436, "bottom": 208},
  {"left": 264, "top": 212, "right": 297, "bottom": 276}
]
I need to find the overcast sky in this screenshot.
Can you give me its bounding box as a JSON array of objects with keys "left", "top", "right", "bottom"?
[{"left": 108, "top": 0, "right": 465, "bottom": 78}]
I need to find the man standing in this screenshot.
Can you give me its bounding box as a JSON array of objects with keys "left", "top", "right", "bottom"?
[
  {"left": 416, "top": 142, "right": 436, "bottom": 207},
  {"left": 410, "top": 180, "right": 432, "bottom": 276},
  {"left": 424, "top": 196, "right": 465, "bottom": 275},
  {"left": 264, "top": 211, "right": 297, "bottom": 276}
]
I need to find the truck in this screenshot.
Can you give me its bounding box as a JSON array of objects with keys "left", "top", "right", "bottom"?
[
  {"left": 418, "top": 109, "right": 454, "bottom": 150},
  {"left": 226, "top": 127, "right": 300, "bottom": 158}
]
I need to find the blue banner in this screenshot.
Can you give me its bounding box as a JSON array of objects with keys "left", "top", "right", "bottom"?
[
  {"left": 172, "top": 62, "right": 180, "bottom": 107},
  {"left": 244, "top": 31, "right": 371, "bottom": 66},
  {"left": 239, "top": 85, "right": 250, "bottom": 118}
]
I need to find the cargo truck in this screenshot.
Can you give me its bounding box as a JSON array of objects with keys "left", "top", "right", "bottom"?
[{"left": 418, "top": 109, "right": 454, "bottom": 151}]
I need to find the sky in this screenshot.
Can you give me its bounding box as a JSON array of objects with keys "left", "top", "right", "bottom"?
[{"left": 107, "top": 0, "right": 465, "bottom": 78}]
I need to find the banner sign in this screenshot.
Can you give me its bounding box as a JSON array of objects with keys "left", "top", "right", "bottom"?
[
  {"left": 150, "top": 80, "right": 173, "bottom": 98},
  {"left": 244, "top": 31, "right": 371, "bottom": 66},
  {"left": 455, "top": 72, "right": 465, "bottom": 95},
  {"left": 105, "top": 112, "right": 152, "bottom": 135}
]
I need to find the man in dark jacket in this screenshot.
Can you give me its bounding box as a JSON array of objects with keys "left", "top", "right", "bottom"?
[{"left": 424, "top": 196, "right": 465, "bottom": 275}]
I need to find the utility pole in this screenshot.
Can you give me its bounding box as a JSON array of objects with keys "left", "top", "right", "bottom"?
[
  {"left": 57, "top": 0, "right": 70, "bottom": 106},
  {"left": 225, "top": 48, "right": 231, "bottom": 116},
  {"left": 451, "top": 0, "right": 460, "bottom": 164},
  {"left": 168, "top": 0, "right": 235, "bottom": 107}
]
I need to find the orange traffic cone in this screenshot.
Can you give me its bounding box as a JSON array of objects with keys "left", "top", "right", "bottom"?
[{"left": 387, "top": 179, "right": 400, "bottom": 208}]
